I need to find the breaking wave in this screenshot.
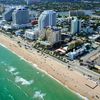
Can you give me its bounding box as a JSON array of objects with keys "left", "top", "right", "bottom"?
[
  {"left": 15, "top": 76, "right": 33, "bottom": 86},
  {"left": 33, "top": 91, "right": 46, "bottom": 100}
]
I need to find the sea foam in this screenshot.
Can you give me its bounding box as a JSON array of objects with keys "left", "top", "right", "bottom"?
[
  {"left": 33, "top": 91, "right": 46, "bottom": 100},
  {"left": 15, "top": 76, "right": 33, "bottom": 86},
  {"left": 8, "top": 67, "right": 16, "bottom": 73},
  {"left": 7, "top": 67, "right": 19, "bottom": 76}
]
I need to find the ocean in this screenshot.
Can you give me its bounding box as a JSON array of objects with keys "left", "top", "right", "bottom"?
[{"left": 0, "top": 45, "right": 82, "bottom": 100}]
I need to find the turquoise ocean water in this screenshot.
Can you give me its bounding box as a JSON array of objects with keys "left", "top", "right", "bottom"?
[{"left": 0, "top": 45, "right": 82, "bottom": 100}]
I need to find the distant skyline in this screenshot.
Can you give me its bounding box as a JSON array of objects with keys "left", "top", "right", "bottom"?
[
  {"left": 25, "top": 0, "right": 81, "bottom": 2},
  {"left": 25, "top": 0, "right": 40, "bottom": 3},
  {"left": 0, "top": 0, "right": 99, "bottom": 5}
]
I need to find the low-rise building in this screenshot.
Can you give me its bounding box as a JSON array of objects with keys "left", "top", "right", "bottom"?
[
  {"left": 82, "top": 26, "right": 94, "bottom": 34},
  {"left": 91, "top": 15, "right": 100, "bottom": 19},
  {"left": 68, "top": 46, "right": 87, "bottom": 60},
  {"left": 88, "top": 34, "right": 100, "bottom": 41},
  {"left": 69, "top": 10, "right": 85, "bottom": 17},
  {"left": 25, "top": 29, "right": 39, "bottom": 40},
  {"left": 11, "top": 23, "right": 32, "bottom": 29},
  {"left": 15, "top": 30, "right": 24, "bottom": 36},
  {"left": 2, "top": 24, "right": 12, "bottom": 31}
]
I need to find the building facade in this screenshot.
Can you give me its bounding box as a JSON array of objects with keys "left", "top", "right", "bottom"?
[
  {"left": 38, "top": 10, "right": 56, "bottom": 30},
  {"left": 25, "top": 29, "right": 39, "bottom": 40},
  {"left": 12, "top": 7, "right": 29, "bottom": 25},
  {"left": 71, "top": 18, "right": 81, "bottom": 34},
  {"left": 46, "top": 28, "right": 61, "bottom": 45},
  {"left": 68, "top": 46, "right": 87, "bottom": 60}
]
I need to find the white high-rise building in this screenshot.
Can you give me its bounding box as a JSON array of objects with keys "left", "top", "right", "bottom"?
[
  {"left": 71, "top": 18, "right": 81, "bottom": 34},
  {"left": 12, "top": 7, "right": 29, "bottom": 26},
  {"left": 38, "top": 10, "right": 56, "bottom": 30}
]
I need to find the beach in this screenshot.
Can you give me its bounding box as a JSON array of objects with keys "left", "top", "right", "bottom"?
[
  {"left": 0, "top": 44, "right": 81, "bottom": 100},
  {"left": 0, "top": 33, "right": 100, "bottom": 100}
]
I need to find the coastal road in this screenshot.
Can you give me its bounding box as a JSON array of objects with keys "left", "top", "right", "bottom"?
[{"left": 69, "top": 61, "right": 100, "bottom": 81}]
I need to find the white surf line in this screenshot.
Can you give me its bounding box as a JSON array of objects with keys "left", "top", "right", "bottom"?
[
  {"left": 0, "top": 43, "right": 89, "bottom": 100},
  {"left": 7, "top": 67, "right": 33, "bottom": 91},
  {"left": 32, "top": 64, "right": 89, "bottom": 100}
]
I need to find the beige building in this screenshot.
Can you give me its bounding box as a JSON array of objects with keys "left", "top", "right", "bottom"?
[{"left": 46, "top": 28, "right": 61, "bottom": 45}]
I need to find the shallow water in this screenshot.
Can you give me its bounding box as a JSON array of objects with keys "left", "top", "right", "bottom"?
[{"left": 0, "top": 45, "right": 82, "bottom": 100}]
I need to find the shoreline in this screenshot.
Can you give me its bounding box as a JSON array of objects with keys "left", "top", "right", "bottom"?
[
  {"left": 0, "top": 33, "right": 100, "bottom": 100},
  {"left": 0, "top": 42, "right": 87, "bottom": 100}
]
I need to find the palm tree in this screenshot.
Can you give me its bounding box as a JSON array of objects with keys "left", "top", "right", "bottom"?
[{"left": 68, "top": 65, "right": 70, "bottom": 69}]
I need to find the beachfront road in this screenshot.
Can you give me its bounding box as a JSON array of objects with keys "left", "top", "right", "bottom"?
[{"left": 70, "top": 61, "right": 100, "bottom": 81}]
